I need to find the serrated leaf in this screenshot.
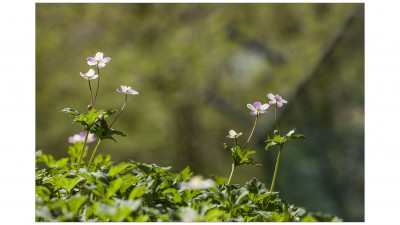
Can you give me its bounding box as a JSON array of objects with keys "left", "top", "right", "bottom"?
[
  {"left": 179, "top": 166, "right": 193, "bottom": 181},
  {"left": 128, "top": 185, "right": 147, "bottom": 200},
  {"left": 106, "top": 177, "right": 123, "bottom": 199},
  {"left": 62, "top": 108, "right": 80, "bottom": 117},
  {"left": 109, "top": 163, "right": 136, "bottom": 177},
  {"left": 66, "top": 196, "right": 87, "bottom": 214}
]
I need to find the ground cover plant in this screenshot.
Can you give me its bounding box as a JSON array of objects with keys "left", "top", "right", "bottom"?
[{"left": 35, "top": 52, "right": 342, "bottom": 222}]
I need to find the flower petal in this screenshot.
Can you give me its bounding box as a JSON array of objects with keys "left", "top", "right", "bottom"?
[
  {"left": 281, "top": 99, "right": 287, "bottom": 103},
  {"left": 88, "top": 69, "right": 95, "bottom": 75},
  {"left": 267, "top": 93, "right": 275, "bottom": 100},
  {"left": 117, "top": 88, "right": 124, "bottom": 93},
  {"left": 277, "top": 102, "right": 283, "bottom": 107},
  {"left": 91, "top": 75, "right": 99, "bottom": 80},
  {"left": 247, "top": 104, "right": 255, "bottom": 111},
  {"left": 274, "top": 94, "right": 282, "bottom": 101},
  {"left": 260, "top": 104, "right": 270, "bottom": 110},
  {"left": 87, "top": 57, "right": 97, "bottom": 63},
  {"left": 229, "top": 130, "right": 235, "bottom": 136},
  {"left": 97, "top": 63, "right": 106, "bottom": 68},
  {"left": 128, "top": 90, "right": 139, "bottom": 95},
  {"left": 250, "top": 111, "right": 257, "bottom": 115},
  {"left": 102, "top": 57, "right": 111, "bottom": 63},
  {"left": 95, "top": 52, "right": 103, "bottom": 60},
  {"left": 269, "top": 100, "right": 276, "bottom": 105},
  {"left": 253, "top": 102, "right": 262, "bottom": 109},
  {"left": 87, "top": 61, "right": 97, "bottom": 66}
]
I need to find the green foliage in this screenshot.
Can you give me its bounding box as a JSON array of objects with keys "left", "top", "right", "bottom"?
[
  {"left": 36, "top": 150, "right": 341, "bottom": 222},
  {"left": 265, "top": 129, "right": 306, "bottom": 151},
  {"left": 223, "top": 143, "right": 261, "bottom": 167},
  {"left": 91, "top": 118, "right": 127, "bottom": 142}
]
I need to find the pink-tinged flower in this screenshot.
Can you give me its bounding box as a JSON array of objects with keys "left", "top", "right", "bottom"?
[
  {"left": 268, "top": 93, "right": 287, "bottom": 107},
  {"left": 87, "top": 52, "right": 111, "bottom": 68},
  {"left": 117, "top": 85, "right": 139, "bottom": 95},
  {"left": 80, "top": 69, "right": 98, "bottom": 80},
  {"left": 226, "top": 130, "right": 242, "bottom": 139},
  {"left": 247, "top": 102, "right": 269, "bottom": 115},
  {"left": 68, "top": 132, "right": 96, "bottom": 144},
  {"left": 180, "top": 175, "right": 214, "bottom": 190}
]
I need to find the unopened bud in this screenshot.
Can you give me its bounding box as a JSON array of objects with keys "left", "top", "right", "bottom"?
[
  {"left": 87, "top": 104, "right": 93, "bottom": 110},
  {"left": 98, "top": 113, "right": 104, "bottom": 120}
]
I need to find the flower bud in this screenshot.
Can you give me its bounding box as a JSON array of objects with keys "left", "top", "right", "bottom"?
[
  {"left": 98, "top": 113, "right": 104, "bottom": 120},
  {"left": 87, "top": 104, "right": 93, "bottom": 110}
]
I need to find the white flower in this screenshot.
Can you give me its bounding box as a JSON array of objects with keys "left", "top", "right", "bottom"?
[
  {"left": 247, "top": 102, "right": 270, "bottom": 115},
  {"left": 180, "top": 175, "right": 214, "bottom": 190},
  {"left": 286, "top": 128, "right": 296, "bottom": 137},
  {"left": 180, "top": 208, "right": 197, "bottom": 222},
  {"left": 87, "top": 52, "right": 111, "bottom": 68},
  {"left": 79, "top": 69, "right": 98, "bottom": 80},
  {"left": 267, "top": 93, "right": 287, "bottom": 107},
  {"left": 226, "top": 129, "right": 242, "bottom": 139}
]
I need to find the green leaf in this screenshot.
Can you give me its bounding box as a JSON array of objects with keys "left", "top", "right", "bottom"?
[
  {"left": 128, "top": 185, "right": 147, "bottom": 200},
  {"left": 91, "top": 119, "right": 127, "bottom": 142},
  {"left": 179, "top": 166, "right": 193, "bottom": 181},
  {"left": 106, "top": 177, "right": 123, "bottom": 199},
  {"left": 66, "top": 196, "right": 87, "bottom": 214},
  {"left": 109, "top": 163, "right": 136, "bottom": 177},
  {"left": 223, "top": 144, "right": 261, "bottom": 167},
  {"left": 133, "top": 161, "right": 171, "bottom": 175},
  {"left": 62, "top": 108, "right": 80, "bottom": 117},
  {"left": 37, "top": 154, "right": 56, "bottom": 168},
  {"left": 119, "top": 175, "right": 141, "bottom": 193}
]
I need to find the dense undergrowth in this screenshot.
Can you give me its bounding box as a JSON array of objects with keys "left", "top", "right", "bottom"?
[{"left": 35, "top": 149, "right": 341, "bottom": 222}]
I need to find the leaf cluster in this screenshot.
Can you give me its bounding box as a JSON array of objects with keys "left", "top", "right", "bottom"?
[
  {"left": 265, "top": 129, "right": 306, "bottom": 151},
  {"left": 63, "top": 108, "right": 126, "bottom": 142},
  {"left": 36, "top": 150, "right": 340, "bottom": 222},
  {"left": 223, "top": 143, "right": 261, "bottom": 167}
]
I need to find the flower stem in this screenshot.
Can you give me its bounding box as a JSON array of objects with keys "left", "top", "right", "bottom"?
[
  {"left": 244, "top": 114, "right": 258, "bottom": 149},
  {"left": 76, "top": 130, "right": 89, "bottom": 173},
  {"left": 227, "top": 163, "right": 235, "bottom": 185},
  {"left": 266, "top": 144, "right": 284, "bottom": 207},
  {"left": 109, "top": 93, "right": 128, "bottom": 128},
  {"left": 87, "top": 139, "right": 102, "bottom": 172},
  {"left": 275, "top": 103, "right": 279, "bottom": 131},
  {"left": 93, "top": 63, "right": 101, "bottom": 107},
  {"left": 88, "top": 80, "right": 94, "bottom": 106}
]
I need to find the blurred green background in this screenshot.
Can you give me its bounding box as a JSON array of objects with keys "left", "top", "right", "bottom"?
[{"left": 36, "top": 3, "right": 364, "bottom": 221}]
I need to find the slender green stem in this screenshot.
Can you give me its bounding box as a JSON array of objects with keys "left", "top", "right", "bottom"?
[
  {"left": 93, "top": 63, "right": 101, "bottom": 107},
  {"left": 76, "top": 130, "right": 89, "bottom": 173},
  {"left": 275, "top": 103, "right": 279, "bottom": 131},
  {"left": 109, "top": 93, "right": 128, "bottom": 128},
  {"left": 88, "top": 80, "right": 94, "bottom": 106},
  {"left": 87, "top": 139, "right": 102, "bottom": 172},
  {"left": 266, "top": 144, "right": 284, "bottom": 207},
  {"left": 244, "top": 114, "right": 258, "bottom": 149},
  {"left": 227, "top": 163, "right": 235, "bottom": 184}
]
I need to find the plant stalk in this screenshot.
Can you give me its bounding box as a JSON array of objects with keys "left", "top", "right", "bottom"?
[
  {"left": 88, "top": 80, "right": 94, "bottom": 106},
  {"left": 109, "top": 93, "right": 128, "bottom": 128},
  {"left": 93, "top": 62, "right": 101, "bottom": 107},
  {"left": 266, "top": 144, "right": 284, "bottom": 207},
  {"left": 76, "top": 130, "right": 89, "bottom": 173},
  {"left": 275, "top": 103, "right": 279, "bottom": 131},
  {"left": 87, "top": 139, "right": 102, "bottom": 172},
  {"left": 227, "top": 163, "right": 235, "bottom": 185},
  {"left": 244, "top": 114, "right": 258, "bottom": 149}
]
